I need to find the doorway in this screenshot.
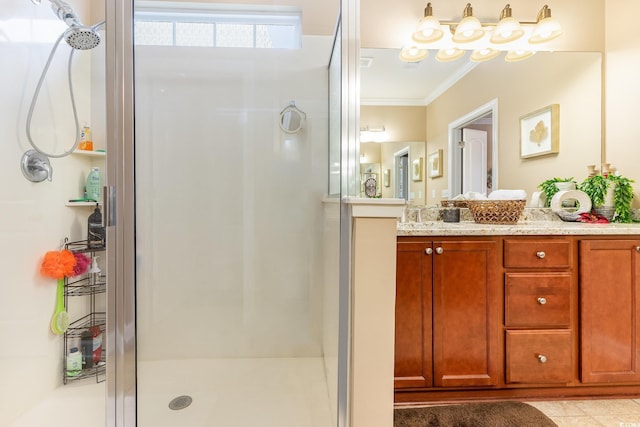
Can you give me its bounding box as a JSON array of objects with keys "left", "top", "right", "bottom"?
[
  {"left": 394, "top": 147, "right": 410, "bottom": 200},
  {"left": 448, "top": 99, "right": 498, "bottom": 197}
]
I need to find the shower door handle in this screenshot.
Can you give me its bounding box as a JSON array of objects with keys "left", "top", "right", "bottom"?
[{"left": 103, "top": 186, "right": 116, "bottom": 227}]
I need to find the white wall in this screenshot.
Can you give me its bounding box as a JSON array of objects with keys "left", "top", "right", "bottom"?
[
  {"left": 133, "top": 36, "right": 332, "bottom": 361},
  {"left": 0, "top": 0, "right": 98, "bottom": 424}
]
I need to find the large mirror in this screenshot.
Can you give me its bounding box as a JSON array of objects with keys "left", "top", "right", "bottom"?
[{"left": 360, "top": 48, "right": 602, "bottom": 206}]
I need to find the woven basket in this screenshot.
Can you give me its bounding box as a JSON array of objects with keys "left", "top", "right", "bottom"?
[
  {"left": 441, "top": 200, "right": 469, "bottom": 209},
  {"left": 467, "top": 200, "right": 526, "bottom": 224}
]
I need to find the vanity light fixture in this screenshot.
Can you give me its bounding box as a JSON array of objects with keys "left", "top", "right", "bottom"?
[
  {"left": 436, "top": 47, "right": 466, "bottom": 62},
  {"left": 412, "top": 3, "right": 444, "bottom": 43},
  {"left": 505, "top": 49, "right": 535, "bottom": 62},
  {"left": 399, "top": 45, "right": 428, "bottom": 62},
  {"left": 529, "top": 5, "right": 562, "bottom": 44},
  {"left": 490, "top": 4, "right": 524, "bottom": 44},
  {"left": 452, "top": 3, "right": 484, "bottom": 43},
  {"left": 402, "top": 3, "right": 561, "bottom": 63},
  {"left": 360, "top": 126, "right": 388, "bottom": 143},
  {"left": 470, "top": 47, "right": 501, "bottom": 62}
]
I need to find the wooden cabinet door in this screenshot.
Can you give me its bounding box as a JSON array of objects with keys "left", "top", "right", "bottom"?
[
  {"left": 580, "top": 239, "right": 640, "bottom": 383},
  {"left": 432, "top": 239, "right": 500, "bottom": 387},
  {"left": 395, "top": 240, "right": 433, "bottom": 388}
]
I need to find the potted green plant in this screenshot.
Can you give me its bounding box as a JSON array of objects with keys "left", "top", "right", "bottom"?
[
  {"left": 537, "top": 177, "right": 576, "bottom": 208},
  {"left": 578, "top": 174, "right": 635, "bottom": 223}
]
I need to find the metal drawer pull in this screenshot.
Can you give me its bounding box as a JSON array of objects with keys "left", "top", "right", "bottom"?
[
  {"left": 636, "top": 246, "right": 640, "bottom": 253},
  {"left": 537, "top": 354, "right": 548, "bottom": 363},
  {"left": 435, "top": 247, "right": 443, "bottom": 255},
  {"left": 425, "top": 248, "right": 433, "bottom": 255},
  {"left": 537, "top": 297, "right": 547, "bottom": 305},
  {"left": 536, "top": 251, "right": 546, "bottom": 259}
]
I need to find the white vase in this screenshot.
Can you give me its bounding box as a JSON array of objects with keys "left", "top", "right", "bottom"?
[
  {"left": 555, "top": 182, "right": 576, "bottom": 207},
  {"left": 603, "top": 182, "right": 616, "bottom": 207}
]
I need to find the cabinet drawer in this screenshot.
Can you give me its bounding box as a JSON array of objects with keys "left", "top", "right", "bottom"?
[
  {"left": 506, "top": 330, "right": 572, "bottom": 384},
  {"left": 505, "top": 273, "right": 571, "bottom": 327},
  {"left": 504, "top": 239, "right": 571, "bottom": 269}
]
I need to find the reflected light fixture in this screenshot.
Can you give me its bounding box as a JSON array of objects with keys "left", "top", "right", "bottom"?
[
  {"left": 490, "top": 4, "right": 524, "bottom": 44},
  {"left": 470, "top": 47, "right": 501, "bottom": 62},
  {"left": 452, "top": 3, "right": 484, "bottom": 43},
  {"left": 412, "top": 2, "right": 444, "bottom": 43},
  {"left": 436, "top": 47, "right": 466, "bottom": 62},
  {"left": 399, "top": 45, "right": 428, "bottom": 62},
  {"left": 360, "top": 126, "right": 388, "bottom": 143},
  {"left": 529, "top": 5, "right": 562, "bottom": 43},
  {"left": 505, "top": 49, "right": 535, "bottom": 62}
]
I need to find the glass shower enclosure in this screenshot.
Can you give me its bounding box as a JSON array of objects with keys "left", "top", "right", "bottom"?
[{"left": 105, "top": 1, "right": 343, "bottom": 425}]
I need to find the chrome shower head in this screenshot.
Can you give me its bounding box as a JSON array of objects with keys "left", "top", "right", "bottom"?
[
  {"left": 64, "top": 26, "right": 100, "bottom": 50},
  {"left": 49, "top": 0, "right": 101, "bottom": 50}
]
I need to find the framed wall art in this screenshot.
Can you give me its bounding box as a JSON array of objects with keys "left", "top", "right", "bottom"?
[
  {"left": 428, "top": 149, "right": 443, "bottom": 178},
  {"left": 412, "top": 157, "right": 423, "bottom": 182},
  {"left": 520, "top": 104, "right": 559, "bottom": 158}
]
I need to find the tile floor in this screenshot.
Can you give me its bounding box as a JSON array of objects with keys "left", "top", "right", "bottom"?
[
  {"left": 11, "top": 360, "right": 640, "bottom": 427},
  {"left": 527, "top": 398, "right": 640, "bottom": 426}
]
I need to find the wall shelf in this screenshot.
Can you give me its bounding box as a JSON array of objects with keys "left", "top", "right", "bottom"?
[{"left": 72, "top": 150, "right": 106, "bottom": 158}]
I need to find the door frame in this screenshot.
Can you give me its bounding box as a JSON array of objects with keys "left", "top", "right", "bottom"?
[
  {"left": 105, "top": 1, "right": 136, "bottom": 425},
  {"left": 448, "top": 98, "right": 498, "bottom": 197}
]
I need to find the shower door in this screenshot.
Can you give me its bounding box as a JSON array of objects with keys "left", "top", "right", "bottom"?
[{"left": 107, "top": 1, "right": 343, "bottom": 425}]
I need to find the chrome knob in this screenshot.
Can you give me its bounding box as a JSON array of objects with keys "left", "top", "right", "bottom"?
[
  {"left": 425, "top": 248, "right": 433, "bottom": 255},
  {"left": 536, "top": 251, "right": 546, "bottom": 259},
  {"left": 435, "top": 247, "right": 443, "bottom": 255},
  {"left": 537, "top": 297, "right": 547, "bottom": 305},
  {"left": 636, "top": 246, "right": 640, "bottom": 253},
  {"left": 538, "top": 354, "right": 547, "bottom": 363}
]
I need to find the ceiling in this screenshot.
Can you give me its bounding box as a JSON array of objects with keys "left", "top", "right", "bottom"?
[{"left": 360, "top": 48, "right": 478, "bottom": 106}]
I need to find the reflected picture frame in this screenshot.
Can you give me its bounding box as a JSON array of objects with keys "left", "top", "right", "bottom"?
[
  {"left": 520, "top": 104, "right": 559, "bottom": 158},
  {"left": 412, "top": 157, "right": 423, "bottom": 181},
  {"left": 428, "top": 150, "right": 443, "bottom": 178}
]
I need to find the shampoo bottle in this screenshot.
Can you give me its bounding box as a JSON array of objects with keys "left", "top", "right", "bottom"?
[
  {"left": 67, "top": 347, "right": 82, "bottom": 377},
  {"left": 86, "top": 167, "right": 102, "bottom": 202},
  {"left": 80, "top": 330, "right": 94, "bottom": 369},
  {"left": 87, "top": 205, "right": 105, "bottom": 249}
]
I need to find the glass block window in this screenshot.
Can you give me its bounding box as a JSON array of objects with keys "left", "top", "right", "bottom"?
[
  {"left": 134, "top": 5, "right": 301, "bottom": 49},
  {"left": 216, "top": 23, "right": 254, "bottom": 48},
  {"left": 176, "top": 22, "right": 214, "bottom": 47},
  {"left": 135, "top": 21, "right": 174, "bottom": 46}
]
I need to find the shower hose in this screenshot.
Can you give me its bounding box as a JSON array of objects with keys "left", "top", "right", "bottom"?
[{"left": 26, "top": 30, "right": 82, "bottom": 158}]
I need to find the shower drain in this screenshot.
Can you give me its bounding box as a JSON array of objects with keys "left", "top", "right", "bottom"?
[{"left": 168, "top": 395, "right": 193, "bottom": 410}]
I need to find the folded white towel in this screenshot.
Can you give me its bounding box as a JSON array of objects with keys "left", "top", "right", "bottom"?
[
  {"left": 488, "top": 189, "right": 527, "bottom": 200},
  {"left": 452, "top": 192, "right": 488, "bottom": 200}
]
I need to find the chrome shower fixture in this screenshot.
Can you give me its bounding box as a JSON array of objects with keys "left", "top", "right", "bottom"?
[
  {"left": 42, "top": 0, "right": 101, "bottom": 50},
  {"left": 21, "top": 150, "right": 53, "bottom": 182}
]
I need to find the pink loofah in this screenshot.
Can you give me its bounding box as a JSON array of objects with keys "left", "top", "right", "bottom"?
[{"left": 72, "top": 253, "right": 91, "bottom": 276}]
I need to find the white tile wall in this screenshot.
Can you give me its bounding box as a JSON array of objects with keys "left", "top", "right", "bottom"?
[
  {"left": 2, "top": 2, "right": 335, "bottom": 423},
  {"left": 0, "top": 0, "right": 98, "bottom": 424}
]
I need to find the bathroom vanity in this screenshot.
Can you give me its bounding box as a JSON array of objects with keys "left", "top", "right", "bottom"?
[{"left": 395, "top": 214, "right": 640, "bottom": 403}]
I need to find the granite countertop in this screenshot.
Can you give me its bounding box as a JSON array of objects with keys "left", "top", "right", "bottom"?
[{"left": 398, "top": 207, "right": 640, "bottom": 236}]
